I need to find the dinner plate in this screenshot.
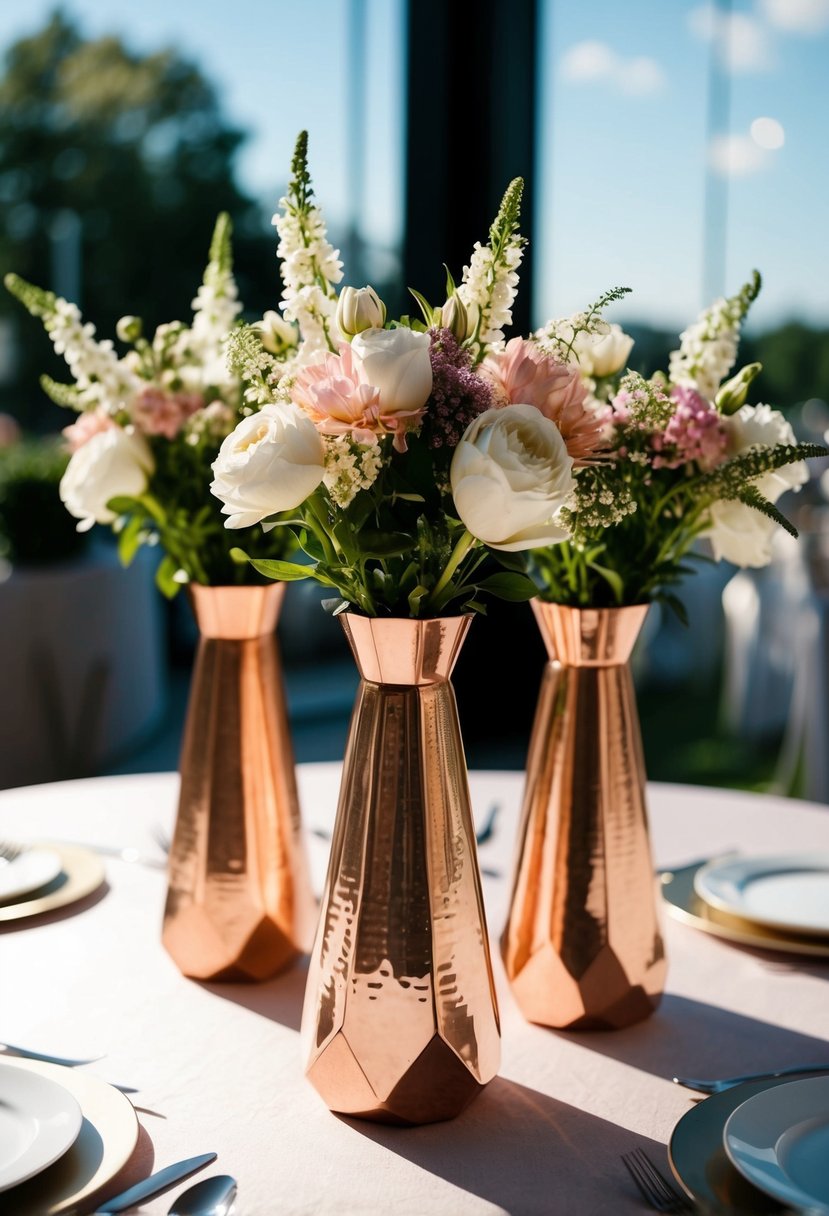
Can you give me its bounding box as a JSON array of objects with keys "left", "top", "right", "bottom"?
[
  {"left": 0, "top": 1064, "right": 82, "bottom": 1192},
  {"left": 0, "top": 1058, "right": 139, "bottom": 1215},
  {"left": 724, "top": 1076, "right": 829, "bottom": 1213},
  {"left": 668, "top": 1075, "right": 818, "bottom": 1214},
  {"left": 0, "top": 844, "right": 105, "bottom": 925},
  {"left": 694, "top": 853, "right": 829, "bottom": 938},
  {"left": 661, "top": 860, "right": 829, "bottom": 957},
  {"left": 0, "top": 848, "right": 62, "bottom": 904}
]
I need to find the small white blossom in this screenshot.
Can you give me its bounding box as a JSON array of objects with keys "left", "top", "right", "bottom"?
[
  {"left": 322, "top": 435, "right": 383, "bottom": 508},
  {"left": 45, "top": 298, "right": 139, "bottom": 414},
  {"left": 273, "top": 202, "right": 343, "bottom": 358},
  {"left": 458, "top": 240, "right": 523, "bottom": 351},
  {"left": 668, "top": 276, "right": 761, "bottom": 400}
]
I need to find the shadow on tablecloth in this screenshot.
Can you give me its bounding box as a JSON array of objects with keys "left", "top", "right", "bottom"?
[{"left": 200, "top": 955, "right": 309, "bottom": 1032}]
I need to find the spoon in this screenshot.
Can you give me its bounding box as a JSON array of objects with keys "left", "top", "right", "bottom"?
[{"left": 168, "top": 1175, "right": 237, "bottom": 1215}]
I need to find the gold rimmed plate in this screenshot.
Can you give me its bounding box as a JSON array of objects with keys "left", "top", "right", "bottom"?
[
  {"left": 660, "top": 861, "right": 829, "bottom": 958},
  {"left": 0, "top": 1058, "right": 139, "bottom": 1215},
  {"left": 668, "top": 1074, "right": 829, "bottom": 1214},
  {"left": 0, "top": 844, "right": 105, "bottom": 925}
]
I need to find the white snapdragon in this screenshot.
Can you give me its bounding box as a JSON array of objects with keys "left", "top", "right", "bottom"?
[
  {"left": 273, "top": 202, "right": 343, "bottom": 357},
  {"left": 46, "top": 298, "right": 139, "bottom": 414},
  {"left": 186, "top": 265, "right": 242, "bottom": 391},
  {"left": 669, "top": 296, "right": 744, "bottom": 401},
  {"left": 458, "top": 240, "right": 523, "bottom": 350}
]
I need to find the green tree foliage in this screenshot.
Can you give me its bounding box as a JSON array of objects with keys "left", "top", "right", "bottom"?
[{"left": 0, "top": 11, "right": 273, "bottom": 427}]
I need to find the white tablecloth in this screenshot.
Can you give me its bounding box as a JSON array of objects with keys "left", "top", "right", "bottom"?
[{"left": 1, "top": 767, "right": 828, "bottom": 1215}]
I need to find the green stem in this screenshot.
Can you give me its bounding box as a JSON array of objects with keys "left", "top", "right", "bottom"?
[{"left": 427, "top": 530, "right": 476, "bottom": 612}]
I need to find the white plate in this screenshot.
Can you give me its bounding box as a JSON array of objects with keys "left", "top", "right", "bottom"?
[
  {"left": 724, "top": 1076, "right": 829, "bottom": 1213},
  {"left": 0, "top": 1063, "right": 82, "bottom": 1192},
  {"left": 0, "top": 1058, "right": 138, "bottom": 1215},
  {"left": 0, "top": 848, "right": 62, "bottom": 904},
  {"left": 694, "top": 853, "right": 829, "bottom": 938}
]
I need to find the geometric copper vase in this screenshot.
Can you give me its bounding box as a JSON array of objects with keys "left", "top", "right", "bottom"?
[
  {"left": 161, "top": 584, "right": 316, "bottom": 982},
  {"left": 302, "top": 613, "right": 501, "bottom": 1124},
  {"left": 501, "top": 601, "right": 667, "bottom": 1030}
]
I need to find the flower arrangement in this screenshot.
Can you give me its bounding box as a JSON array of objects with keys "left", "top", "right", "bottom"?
[
  {"left": 530, "top": 273, "right": 825, "bottom": 614},
  {"left": 6, "top": 215, "right": 289, "bottom": 595},
  {"left": 212, "top": 132, "right": 575, "bottom": 617}
]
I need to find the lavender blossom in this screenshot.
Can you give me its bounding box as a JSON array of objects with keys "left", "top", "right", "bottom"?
[{"left": 422, "top": 329, "right": 493, "bottom": 449}]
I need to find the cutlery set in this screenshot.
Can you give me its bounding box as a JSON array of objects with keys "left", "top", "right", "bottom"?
[{"left": 93, "top": 1153, "right": 237, "bottom": 1214}]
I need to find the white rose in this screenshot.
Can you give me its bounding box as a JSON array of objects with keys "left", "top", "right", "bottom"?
[
  {"left": 210, "top": 402, "right": 325, "bottom": 529},
  {"left": 450, "top": 404, "right": 576, "bottom": 551},
  {"left": 350, "top": 327, "right": 432, "bottom": 415},
  {"left": 573, "top": 323, "right": 634, "bottom": 378},
  {"left": 705, "top": 403, "right": 808, "bottom": 567},
  {"left": 60, "top": 427, "right": 154, "bottom": 532}
]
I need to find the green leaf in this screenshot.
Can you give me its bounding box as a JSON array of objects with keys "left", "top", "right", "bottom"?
[
  {"left": 246, "top": 557, "right": 314, "bottom": 582},
  {"left": 444, "top": 264, "right": 457, "bottom": 298},
  {"left": 494, "top": 550, "right": 529, "bottom": 574},
  {"left": 407, "top": 583, "right": 430, "bottom": 615},
  {"left": 117, "top": 513, "right": 144, "bottom": 567},
  {"left": 155, "top": 554, "right": 182, "bottom": 599},
  {"left": 587, "top": 561, "right": 625, "bottom": 605},
  {"left": 407, "top": 287, "right": 437, "bottom": 327},
  {"left": 737, "top": 486, "right": 798, "bottom": 539},
  {"left": 475, "top": 571, "right": 538, "bottom": 602},
  {"left": 357, "top": 530, "right": 414, "bottom": 558},
  {"left": 107, "top": 495, "right": 141, "bottom": 516}
]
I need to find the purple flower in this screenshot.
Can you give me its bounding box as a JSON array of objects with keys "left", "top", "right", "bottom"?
[{"left": 421, "top": 328, "right": 493, "bottom": 449}]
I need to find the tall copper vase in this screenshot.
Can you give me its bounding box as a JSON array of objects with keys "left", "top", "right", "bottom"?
[
  {"left": 162, "top": 584, "right": 316, "bottom": 982},
  {"left": 501, "top": 602, "right": 666, "bottom": 1030},
  {"left": 302, "top": 614, "right": 501, "bottom": 1125}
]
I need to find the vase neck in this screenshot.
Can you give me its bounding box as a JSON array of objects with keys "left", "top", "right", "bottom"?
[
  {"left": 532, "top": 601, "right": 649, "bottom": 666},
  {"left": 188, "top": 584, "right": 285, "bottom": 639},
  {"left": 340, "top": 614, "right": 472, "bottom": 685}
]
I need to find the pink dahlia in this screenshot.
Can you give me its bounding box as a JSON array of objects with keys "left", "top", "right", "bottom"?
[
  {"left": 292, "top": 342, "right": 425, "bottom": 452},
  {"left": 62, "top": 409, "right": 115, "bottom": 452},
  {"left": 481, "top": 337, "right": 609, "bottom": 463},
  {"left": 132, "top": 387, "right": 203, "bottom": 440}
]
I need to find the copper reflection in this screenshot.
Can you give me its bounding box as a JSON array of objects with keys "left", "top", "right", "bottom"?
[
  {"left": 162, "top": 585, "right": 316, "bottom": 982},
  {"left": 501, "top": 602, "right": 666, "bottom": 1030},
  {"left": 302, "top": 614, "right": 501, "bottom": 1124}
]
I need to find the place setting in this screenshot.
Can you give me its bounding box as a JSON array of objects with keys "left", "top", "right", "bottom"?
[{"left": 0, "top": 839, "right": 106, "bottom": 926}]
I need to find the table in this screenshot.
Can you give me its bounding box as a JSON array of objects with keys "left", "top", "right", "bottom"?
[{"left": 1, "top": 767, "right": 828, "bottom": 1215}]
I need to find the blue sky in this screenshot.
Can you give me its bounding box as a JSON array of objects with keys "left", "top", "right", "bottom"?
[{"left": 1, "top": 0, "right": 826, "bottom": 332}]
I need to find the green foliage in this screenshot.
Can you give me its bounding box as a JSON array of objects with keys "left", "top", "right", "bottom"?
[{"left": 0, "top": 437, "right": 88, "bottom": 566}]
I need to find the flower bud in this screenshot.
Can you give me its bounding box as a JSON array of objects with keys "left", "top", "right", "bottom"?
[
  {"left": 336, "top": 285, "right": 387, "bottom": 338},
  {"left": 116, "top": 315, "right": 143, "bottom": 343},
  {"left": 715, "top": 362, "right": 762, "bottom": 415},
  {"left": 440, "top": 294, "right": 469, "bottom": 342}
]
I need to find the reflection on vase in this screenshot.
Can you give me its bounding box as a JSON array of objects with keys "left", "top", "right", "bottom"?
[
  {"left": 501, "top": 601, "right": 666, "bottom": 1030},
  {"left": 302, "top": 614, "right": 500, "bottom": 1124},
  {"left": 162, "top": 584, "right": 316, "bottom": 982}
]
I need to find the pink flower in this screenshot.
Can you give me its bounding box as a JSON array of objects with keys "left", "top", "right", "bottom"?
[
  {"left": 292, "top": 342, "right": 426, "bottom": 452},
  {"left": 481, "top": 337, "right": 609, "bottom": 463},
  {"left": 652, "top": 386, "right": 728, "bottom": 471},
  {"left": 131, "top": 387, "right": 204, "bottom": 440},
  {"left": 0, "top": 413, "right": 21, "bottom": 449},
  {"left": 62, "top": 410, "right": 115, "bottom": 453}
]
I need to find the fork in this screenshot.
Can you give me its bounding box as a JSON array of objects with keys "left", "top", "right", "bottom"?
[
  {"left": 151, "top": 824, "right": 172, "bottom": 855},
  {"left": 0, "top": 1041, "right": 104, "bottom": 1067},
  {"left": 0, "top": 839, "right": 24, "bottom": 864},
  {"left": 673, "top": 1062, "right": 829, "bottom": 1094},
  {"left": 621, "top": 1149, "right": 693, "bottom": 1212}
]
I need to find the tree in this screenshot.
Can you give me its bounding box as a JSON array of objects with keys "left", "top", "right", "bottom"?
[{"left": 0, "top": 10, "right": 273, "bottom": 428}]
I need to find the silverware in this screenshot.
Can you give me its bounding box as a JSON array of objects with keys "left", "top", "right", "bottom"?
[
  {"left": 0, "top": 1041, "right": 104, "bottom": 1067},
  {"left": 152, "top": 823, "right": 172, "bottom": 855},
  {"left": 0, "top": 839, "right": 24, "bottom": 864},
  {"left": 55, "top": 840, "right": 167, "bottom": 870},
  {"left": 673, "top": 1062, "right": 829, "bottom": 1094},
  {"left": 167, "top": 1175, "right": 237, "bottom": 1215},
  {"left": 621, "top": 1149, "right": 693, "bottom": 1212},
  {"left": 94, "top": 1153, "right": 217, "bottom": 1213},
  {"left": 474, "top": 803, "right": 500, "bottom": 846}
]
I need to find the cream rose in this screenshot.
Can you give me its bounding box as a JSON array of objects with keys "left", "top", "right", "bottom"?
[
  {"left": 705, "top": 403, "right": 808, "bottom": 567},
  {"left": 60, "top": 427, "right": 154, "bottom": 532},
  {"left": 450, "top": 404, "right": 576, "bottom": 551},
  {"left": 350, "top": 327, "right": 432, "bottom": 415},
  {"left": 573, "top": 323, "right": 634, "bottom": 378},
  {"left": 210, "top": 402, "right": 325, "bottom": 529}
]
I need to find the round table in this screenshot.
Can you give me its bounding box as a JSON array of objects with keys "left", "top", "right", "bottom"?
[{"left": 1, "top": 767, "right": 827, "bottom": 1215}]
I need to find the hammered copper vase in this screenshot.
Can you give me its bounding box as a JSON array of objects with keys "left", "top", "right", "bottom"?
[
  {"left": 302, "top": 614, "right": 501, "bottom": 1125},
  {"left": 162, "top": 584, "right": 316, "bottom": 982},
  {"left": 501, "top": 602, "right": 666, "bottom": 1030}
]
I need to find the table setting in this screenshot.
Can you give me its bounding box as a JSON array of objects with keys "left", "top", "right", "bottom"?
[{"left": 2, "top": 129, "right": 828, "bottom": 1213}]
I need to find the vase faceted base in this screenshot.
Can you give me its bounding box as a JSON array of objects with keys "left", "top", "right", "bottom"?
[
  {"left": 162, "top": 585, "right": 315, "bottom": 982},
  {"left": 303, "top": 616, "right": 500, "bottom": 1125},
  {"left": 501, "top": 602, "right": 666, "bottom": 1031}
]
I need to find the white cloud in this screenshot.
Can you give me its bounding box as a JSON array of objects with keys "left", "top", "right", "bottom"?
[
  {"left": 688, "top": 6, "right": 774, "bottom": 72},
  {"left": 709, "top": 133, "right": 769, "bottom": 176},
  {"left": 560, "top": 41, "right": 666, "bottom": 96},
  {"left": 760, "top": 0, "right": 829, "bottom": 33}
]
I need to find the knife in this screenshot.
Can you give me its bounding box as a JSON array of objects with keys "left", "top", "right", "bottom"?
[{"left": 93, "top": 1153, "right": 217, "bottom": 1213}]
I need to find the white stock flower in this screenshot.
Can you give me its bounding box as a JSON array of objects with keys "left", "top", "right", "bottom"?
[
  {"left": 210, "top": 402, "right": 325, "bottom": 529},
  {"left": 450, "top": 404, "right": 576, "bottom": 551},
  {"left": 350, "top": 327, "right": 433, "bottom": 414},
  {"left": 705, "top": 404, "right": 808, "bottom": 567},
  {"left": 670, "top": 296, "right": 746, "bottom": 400},
  {"left": 572, "top": 323, "right": 633, "bottom": 378},
  {"left": 60, "top": 427, "right": 154, "bottom": 532},
  {"left": 47, "top": 298, "right": 139, "bottom": 414},
  {"left": 273, "top": 202, "right": 343, "bottom": 356},
  {"left": 458, "top": 241, "right": 522, "bottom": 349}
]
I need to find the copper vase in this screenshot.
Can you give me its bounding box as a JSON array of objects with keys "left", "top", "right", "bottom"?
[
  {"left": 501, "top": 602, "right": 666, "bottom": 1030},
  {"left": 162, "top": 584, "right": 316, "bottom": 981},
  {"left": 302, "top": 614, "right": 501, "bottom": 1124}
]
